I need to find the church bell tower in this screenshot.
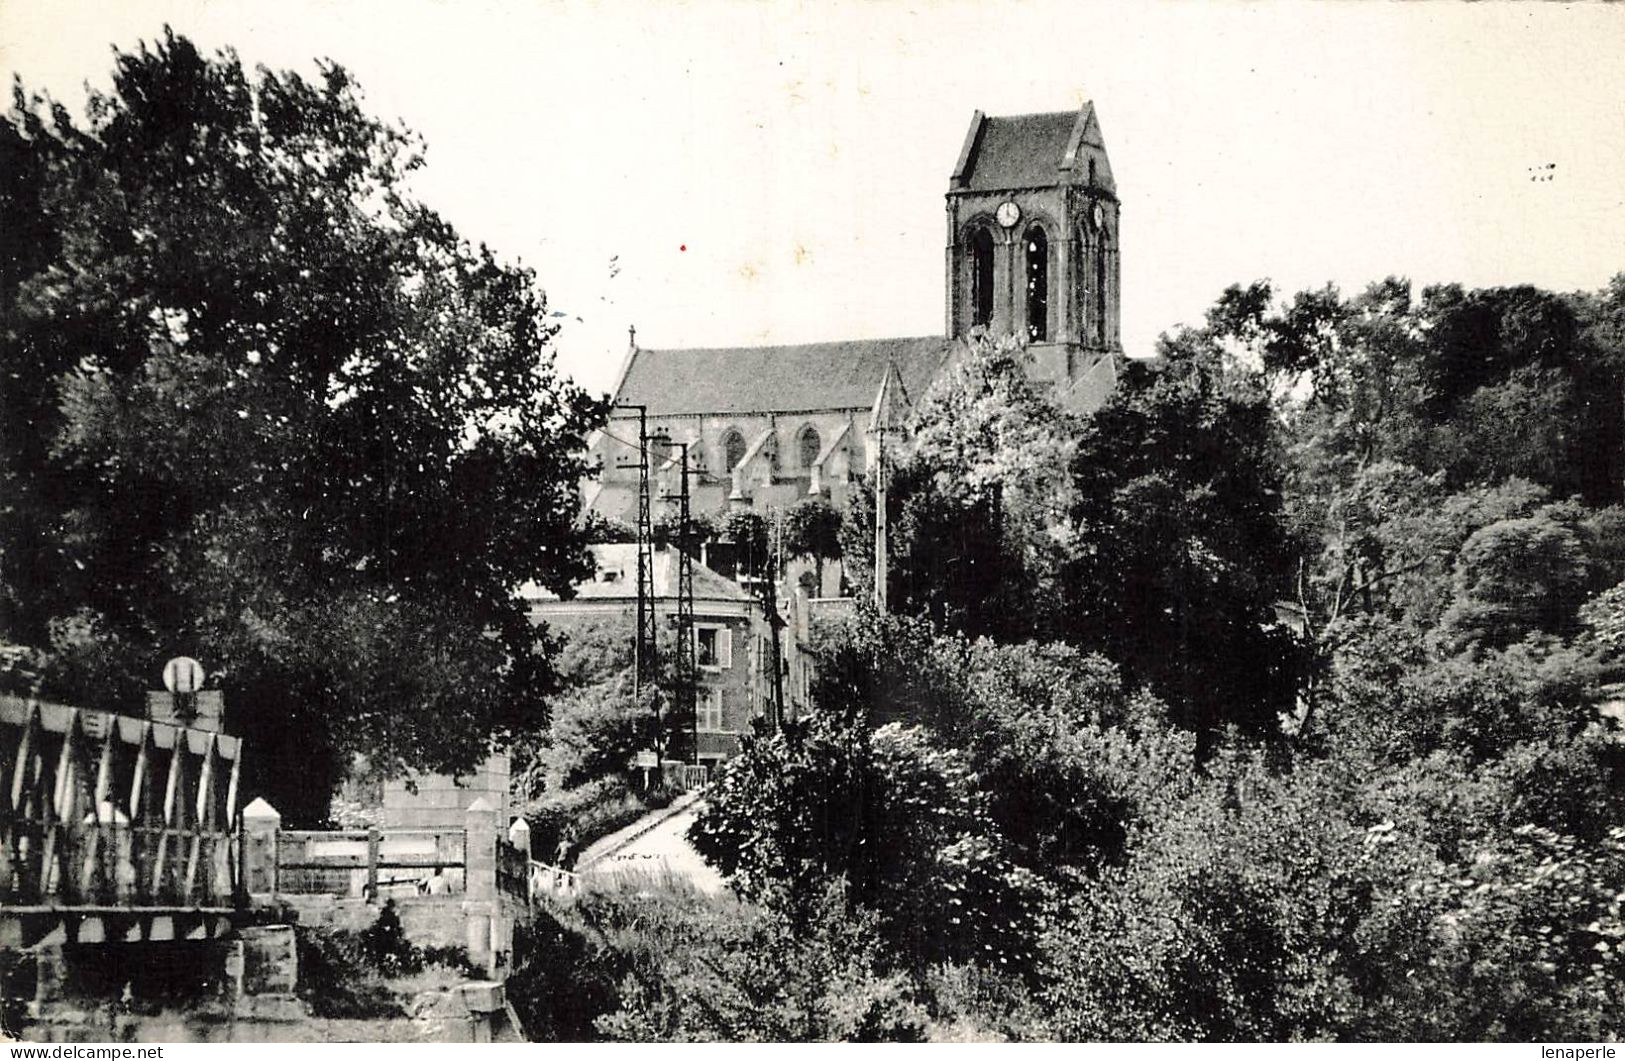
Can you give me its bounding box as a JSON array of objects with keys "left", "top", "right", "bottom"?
[{"left": 945, "top": 103, "right": 1121, "bottom": 391}]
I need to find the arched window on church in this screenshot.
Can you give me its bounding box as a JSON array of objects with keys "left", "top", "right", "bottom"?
[
  {"left": 1095, "top": 228, "right": 1110, "bottom": 344},
  {"left": 1025, "top": 225, "right": 1049, "bottom": 342},
  {"left": 721, "top": 429, "right": 746, "bottom": 475},
  {"left": 796, "top": 424, "right": 822, "bottom": 470},
  {"left": 967, "top": 226, "right": 994, "bottom": 328}
]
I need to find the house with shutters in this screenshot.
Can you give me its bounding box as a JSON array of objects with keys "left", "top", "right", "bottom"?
[{"left": 522, "top": 543, "right": 766, "bottom": 768}]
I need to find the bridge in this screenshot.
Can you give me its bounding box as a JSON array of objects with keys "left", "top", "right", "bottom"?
[
  {"left": 1, "top": 694, "right": 242, "bottom": 950},
  {"left": 1, "top": 694, "right": 534, "bottom": 1038}
]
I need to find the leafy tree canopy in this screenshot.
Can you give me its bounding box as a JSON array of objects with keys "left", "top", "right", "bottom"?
[
  {"left": 0, "top": 30, "right": 605, "bottom": 818},
  {"left": 1062, "top": 328, "right": 1306, "bottom": 737}
]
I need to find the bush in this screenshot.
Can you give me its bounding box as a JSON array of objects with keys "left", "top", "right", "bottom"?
[
  {"left": 1037, "top": 749, "right": 1446, "bottom": 1041},
  {"left": 1438, "top": 504, "right": 1593, "bottom": 651},
  {"left": 808, "top": 612, "right": 1199, "bottom": 873},
  {"left": 1397, "top": 824, "right": 1625, "bottom": 1041},
  {"left": 509, "top": 878, "right": 931, "bottom": 1042},
  {"left": 1321, "top": 621, "right": 1602, "bottom": 769},
  {"left": 506, "top": 902, "right": 627, "bottom": 1042},
  {"left": 294, "top": 903, "right": 479, "bottom": 1018},
  {"left": 524, "top": 776, "right": 672, "bottom": 862},
  {"left": 917, "top": 964, "right": 1048, "bottom": 1042},
  {"left": 593, "top": 881, "right": 927, "bottom": 1042},
  {"left": 295, "top": 926, "right": 406, "bottom": 1019},
  {"left": 691, "top": 713, "right": 1045, "bottom": 972}
]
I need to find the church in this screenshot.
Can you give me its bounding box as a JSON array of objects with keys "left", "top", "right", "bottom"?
[{"left": 587, "top": 102, "right": 1124, "bottom": 528}]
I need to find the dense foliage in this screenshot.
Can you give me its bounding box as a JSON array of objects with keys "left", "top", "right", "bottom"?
[
  {"left": 681, "top": 276, "right": 1625, "bottom": 1041},
  {"left": 509, "top": 881, "right": 932, "bottom": 1042},
  {"left": 509, "top": 615, "right": 675, "bottom": 857},
  {"left": 7, "top": 30, "right": 1625, "bottom": 1040},
  {"left": 0, "top": 32, "right": 604, "bottom": 818}
]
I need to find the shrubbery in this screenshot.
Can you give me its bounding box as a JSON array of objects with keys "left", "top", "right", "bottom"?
[
  {"left": 294, "top": 903, "right": 479, "bottom": 1019},
  {"left": 692, "top": 713, "right": 1045, "bottom": 971},
  {"left": 523, "top": 775, "right": 672, "bottom": 861},
  {"left": 508, "top": 880, "right": 930, "bottom": 1042},
  {"left": 529, "top": 276, "right": 1625, "bottom": 1042},
  {"left": 680, "top": 599, "right": 1624, "bottom": 1040}
]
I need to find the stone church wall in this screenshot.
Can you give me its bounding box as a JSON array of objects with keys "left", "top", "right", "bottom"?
[{"left": 606, "top": 407, "right": 871, "bottom": 516}]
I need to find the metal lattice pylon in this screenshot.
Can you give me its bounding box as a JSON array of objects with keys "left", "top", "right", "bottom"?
[{"left": 673, "top": 443, "right": 697, "bottom": 764}]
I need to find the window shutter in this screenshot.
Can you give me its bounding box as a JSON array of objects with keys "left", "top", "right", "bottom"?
[{"left": 718, "top": 626, "right": 733, "bottom": 669}]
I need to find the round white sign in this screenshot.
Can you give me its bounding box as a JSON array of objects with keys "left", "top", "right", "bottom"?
[{"left": 162, "top": 656, "right": 206, "bottom": 694}]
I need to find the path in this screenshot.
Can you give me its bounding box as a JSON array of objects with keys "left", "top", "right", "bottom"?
[{"left": 576, "top": 794, "right": 725, "bottom": 895}]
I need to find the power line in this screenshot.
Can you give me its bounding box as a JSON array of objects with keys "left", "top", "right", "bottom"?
[{"left": 597, "top": 426, "right": 643, "bottom": 452}]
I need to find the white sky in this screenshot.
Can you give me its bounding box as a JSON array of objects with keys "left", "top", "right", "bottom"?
[{"left": 3, "top": 0, "right": 1624, "bottom": 396}]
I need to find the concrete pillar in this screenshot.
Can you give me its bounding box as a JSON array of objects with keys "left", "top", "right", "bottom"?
[
  {"left": 365, "top": 828, "right": 381, "bottom": 901},
  {"left": 463, "top": 797, "right": 498, "bottom": 974},
  {"left": 506, "top": 817, "right": 531, "bottom": 860},
  {"left": 238, "top": 925, "right": 298, "bottom": 994},
  {"left": 224, "top": 939, "right": 246, "bottom": 1001},
  {"left": 459, "top": 981, "right": 509, "bottom": 1044},
  {"left": 241, "top": 797, "right": 281, "bottom": 899}
]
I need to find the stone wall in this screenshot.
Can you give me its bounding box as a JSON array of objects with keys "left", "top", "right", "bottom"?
[
  {"left": 277, "top": 895, "right": 474, "bottom": 951},
  {"left": 382, "top": 753, "right": 511, "bottom": 831}
]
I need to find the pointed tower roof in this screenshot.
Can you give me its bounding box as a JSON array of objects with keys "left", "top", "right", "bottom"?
[
  {"left": 949, "top": 102, "right": 1115, "bottom": 196},
  {"left": 868, "top": 359, "right": 912, "bottom": 435}
]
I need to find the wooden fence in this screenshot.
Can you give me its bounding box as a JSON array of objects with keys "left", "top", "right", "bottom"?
[
  {"left": 665, "top": 763, "right": 711, "bottom": 791},
  {"left": 528, "top": 860, "right": 580, "bottom": 900}
]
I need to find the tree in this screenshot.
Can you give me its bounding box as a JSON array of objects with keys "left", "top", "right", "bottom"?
[
  {"left": 1437, "top": 503, "right": 1595, "bottom": 652},
  {"left": 1578, "top": 578, "right": 1625, "bottom": 659},
  {"left": 721, "top": 510, "right": 772, "bottom": 577},
  {"left": 1572, "top": 273, "right": 1625, "bottom": 505},
  {"left": 1061, "top": 328, "right": 1305, "bottom": 739},
  {"left": 806, "top": 608, "right": 1197, "bottom": 873},
  {"left": 839, "top": 334, "right": 1079, "bottom": 641},
  {"left": 1244, "top": 277, "right": 1624, "bottom": 509},
  {"left": 782, "top": 496, "right": 843, "bottom": 593},
  {"left": 690, "top": 712, "right": 1046, "bottom": 971},
  {"left": 0, "top": 31, "right": 604, "bottom": 819},
  {"left": 1037, "top": 746, "right": 1625, "bottom": 1041}
]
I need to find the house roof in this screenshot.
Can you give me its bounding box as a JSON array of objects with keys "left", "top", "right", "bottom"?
[
  {"left": 613, "top": 336, "right": 950, "bottom": 416},
  {"left": 520, "top": 543, "right": 754, "bottom": 604},
  {"left": 1059, "top": 352, "right": 1121, "bottom": 416},
  {"left": 952, "top": 103, "right": 1116, "bottom": 196}
]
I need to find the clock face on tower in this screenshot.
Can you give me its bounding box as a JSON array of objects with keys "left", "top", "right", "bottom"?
[{"left": 996, "top": 201, "right": 1021, "bottom": 228}]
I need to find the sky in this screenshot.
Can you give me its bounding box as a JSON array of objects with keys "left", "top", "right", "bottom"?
[{"left": 3, "top": 0, "right": 1624, "bottom": 396}]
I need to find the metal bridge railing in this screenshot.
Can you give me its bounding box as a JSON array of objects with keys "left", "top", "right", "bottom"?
[{"left": 1, "top": 696, "right": 243, "bottom": 910}]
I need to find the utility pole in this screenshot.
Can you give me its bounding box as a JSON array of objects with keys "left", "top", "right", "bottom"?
[
  {"left": 763, "top": 562, "right": 786, "bottom": 730},
  {"left": 874, "top": 423, "right": 889, "bottom": 612},
  {"left": 615, "top": 403, "right": 659, "bottom": 762},
  {"left": 741, "top": 512, "right": 787, "bottom": 732},
  {"left": 668, "top": 442, "right": 699, "bottom": 766}
]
